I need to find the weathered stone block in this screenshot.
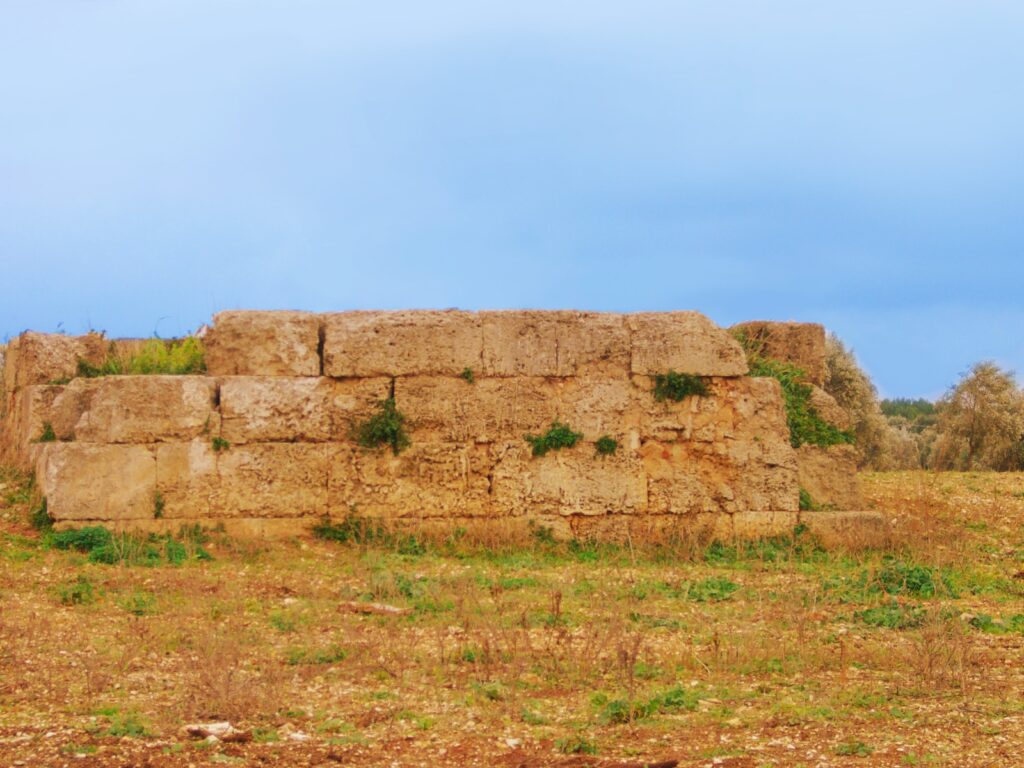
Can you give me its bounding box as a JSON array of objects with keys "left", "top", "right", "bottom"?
[
  {"left": 4, "top": 385, "right": 64, "bottom": 450},
  {"left": 398, "top": 376, "right": 636, "bottom": 444},
  {"left": 157, "top": 442, "right": 331, "bottom": 518},
  {"left": 219, "top": 377, "right": 390, "bottom": 444},
  {"left": 643, "top": 438, "right": 798, "bottom": 516},
  {"left": 731, "top": 321, "right": 827, "bottom": 385},
  {"left": 205, "top": 311, "right": 321, "bottom": 376},
  {"left": 808, "top": 385, "right": 851, "bottom": 431},
  {"left": 323, "top": 311, "right": 482, "bottom": 377},
  {"left": 492, "top": 442, "right": 647, "bottom": 517},
  {"left": 796, "top": 444, "right": 862, "bottom": 510},
  {"left": 731, "top": 510, "right": 801, "bottom": 539},
  {"left": 628, "top": 312, "right": 747, "bottom": 377},
  {"left": 479, "top": 311, "right": 629, "bottom": 377},
  {"left": 39, "top": 443, "right": 156, "bottom": 521},
  {"left": 3, "top": 331, "right": 107, "bottom": 392},
  {"left": 329, "top": 442, "right": 493, "bottom": 518},
  {"left": 60, "top": 376, "right": 218, "bottom": 443}
]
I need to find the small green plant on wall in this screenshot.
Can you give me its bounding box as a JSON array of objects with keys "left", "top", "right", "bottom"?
[
  {"left": 36, "top": 422, "right": 57, "bottom": 443},
  {"left": 355, "top": 398, "right": 410, "bottom": 455},
  {"left": 211, "top": 436, "right": 231, "bottom": 452},
  {"left": 525, "top": 422, "right": 583, "bottom": 457},
  {"left": 652, "top": 370, "right": 709, "bottom": 402},
  {"left": 460, "top": 367, "right": 475, "bottom": 384},
  {"left": 594, "top": 435, "right": 618, "bottom": 456}
]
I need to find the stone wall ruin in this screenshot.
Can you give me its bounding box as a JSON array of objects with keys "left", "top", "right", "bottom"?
[{"left": 0, "top": 311, "right": 862, "bottom": 539}]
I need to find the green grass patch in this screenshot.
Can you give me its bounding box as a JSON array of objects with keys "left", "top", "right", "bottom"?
[
  {"left": 49, "top": 525, "right": 212, "bottom": 566},
  {"left": 855, "top": 601, "right": 926, "bottom": 629},
  {"left": 76, "top": 337, "right": 205, "bottom": 377}
]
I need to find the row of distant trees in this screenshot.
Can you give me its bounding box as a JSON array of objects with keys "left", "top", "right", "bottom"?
[{"left": 823, "top": 338, "right": 1024, "bottom": 472}]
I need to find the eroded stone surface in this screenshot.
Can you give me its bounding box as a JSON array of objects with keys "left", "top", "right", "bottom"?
[
  {"left": 808, "top": 385, "right": 851, "bottom": 431},
  {"left": 206, "top": 311, "right": 320, "bottom": 376},
  {"left": 323, "top": 311, "right": 482, "bottom": 377},
  {"left": 70, "top": 376, "right": 218, "bottom": 443},
  {"left": 39, "top": 443, "right": 156, "bottom": 520},
  {"left": 493, "top": 442, "right": 647, "bottom": 517},
  {"left": 157, "top": 442, "right": 331, "bottom": 518},
  {"left": 479, "top": 311, "right": 629, "bottom": 377},
  {"left": 628, "top": 312, "right": 747, "bottom": 377},
  {"left": 219, "top": 377, "right": 390, "bottom": 444},
  {"left": 2, "top": 332, "right": 107, "bottom": 392},
  {"left": 797, "top": 444, "right": 862, "bottom": 510},
  {"left": 732, "top": 321, "right": 827, "bottom": 385},
  {"left": 329, "top": 443, "right": 493, "bottom": 518}
]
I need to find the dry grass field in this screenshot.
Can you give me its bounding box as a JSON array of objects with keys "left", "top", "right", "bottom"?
[{"left": 1, "top": 470, "right": 1022, "bottom": 767}]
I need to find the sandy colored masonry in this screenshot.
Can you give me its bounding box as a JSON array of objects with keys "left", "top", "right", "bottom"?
[{"left": 0, "top": 311, "right": 860, "bottom": 538}]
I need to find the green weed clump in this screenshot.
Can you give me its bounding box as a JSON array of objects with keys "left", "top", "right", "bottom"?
[
  {"left": 57, "top": 575, "right": 95, "bottom": 606},
  {"left": 525, "top": 422, "right": 583, "bottom": 457},
  {"left": 50, "top": 525, "right": 212, "bottom": 566},
  {"left": 799, "top": 488, "right": 818, "bottom": 511},
  {"left": 652, "top": 370, "right": 709, "bottom": 402},
  {"left": 855, "top": 601, "right": 926, "bottom": 630},
  {"left": 595, "top": 435, "right": 618, "bottom": 456},
  {"left": 601, "top": 685, "right": 701, "bottom": 724},
  {"left": 747, "top": 355, "right": 854, "bottom": 448},
  {"left": 460, "top": 367, "right": 475, "bottom": 384},
  {"left": 211, "top": 436, "right": 231, "bottom": 452},
  {"left": 30, "top": 497, "right": 54, "bottom": 531},
  {"left": 354, "top": 398, "right": 410, "bottom": 455},
  {"left": 35, "top": 422, "right": 57, "bottom": 443},
  {"left": 312, "top": 515, "right": 425, "bottom": 556},
  {"left": 76, "top": 337, "right": 205, "bottom": 377}
]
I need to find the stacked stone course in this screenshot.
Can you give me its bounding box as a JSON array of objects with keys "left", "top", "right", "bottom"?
[{"left": 0, "top": 311, "right": 861, "bottom": 538}]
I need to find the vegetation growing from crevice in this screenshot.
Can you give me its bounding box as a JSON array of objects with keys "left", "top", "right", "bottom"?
[
  {"left": 211, "top": 436, "right": 231, "bottom": 452},
  {"left": 354, "top": 397, "right": 410, "bottom": 455},
  {"left": 524, "top": 422, "right": 583, "bottom": 457},
  {"left": 35, "top": 422, "right": 57, "bottom": 443},
  {"left": 799, "top": 488, "right": 818, "bottom": 511},
  {"left": 460, "top": 367, "right": 475, "bottom": 384},
  {"left": 30, "top": 497, "right": 53, "bottom": 531},
  {"left": 594, "top": 435, "right": 618, "bottom": 456},
  {"left": 652, "top": 370, "right": 709, "bottom": 402},
  {"left": 733, "top": 331, "right": 855, "bottom": 448},
  {"left": 75, "top": 336, "right": 206, "bottom": 377}
]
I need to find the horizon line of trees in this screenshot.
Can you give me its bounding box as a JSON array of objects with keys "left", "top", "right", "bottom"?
[{"left": 823, "top": 337, "right": 1024, "bottom": 472}]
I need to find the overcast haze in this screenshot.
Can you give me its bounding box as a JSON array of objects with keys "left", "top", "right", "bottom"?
[{"left": 2, "top": 1, "right": 1022, "bottom": 398}]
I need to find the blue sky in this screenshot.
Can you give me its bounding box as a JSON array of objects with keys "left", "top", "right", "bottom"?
[{"left": 2, "top": 2, "right": 1022, "bottom": 398}]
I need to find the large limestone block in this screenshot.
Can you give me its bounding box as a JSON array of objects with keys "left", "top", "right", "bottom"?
[
  {"left": 4, "top": 385, "right": 64, "bottom": 450},
  {"left": 492, "top": 442, "right": 647, "bottom": 517},
  {"left": 643, "top": 440, "right": 799, "bottom": 515},
  {"left": 731, "top": 321, "right": 827, "bottom": 385},
  {"left": 156, "top": 442, "right": 330, "bottom": 518},
  {"left": 66, "top": 376, "right": 218, "bottom": 443},
  {"left": 479, "top": 311, "right": 629, "bottom": 377},
  {"left": 796, "top": 444, "right": 862, "bottom": 510},
  {"left": 322, "top": 311, "right": 482, "bottom": 377},
  {"left": 638, "top": 376, "right": 792, "bottom": 457},
  {"left": 628, "top": 313, "right": 747, "bottom": 377},
  {"left": 205, "top": 311, "right": 321, "bottom": 376},
  {"left": 219, "top": 376, "right": 390, "bottom": 443},
  {"left": 397, "top": 376, "right": 559, "bottom": 443},
  {"left": 39, "top": 444, "right": 156, "bottom": 521},
  {"left": 731, "top": 510, "right": 801, "bottom": 539},
  {"left": 328, "top": 442, "right": 493, "bottom": 518},
  {"left": 808, "top": 385, "right": 851, "bottom": 431},
  {"left": 3, "top": 331, "right": 107, "bottom": 392}
]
